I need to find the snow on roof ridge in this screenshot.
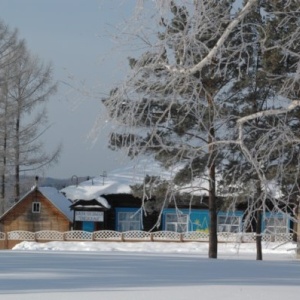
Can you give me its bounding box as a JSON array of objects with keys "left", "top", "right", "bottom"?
[
  {"left": 38, "top": 187, "right": 73, "bottom": 221},
  {"left": 96, "top": 196, "right": 111, "bottom": 209}
]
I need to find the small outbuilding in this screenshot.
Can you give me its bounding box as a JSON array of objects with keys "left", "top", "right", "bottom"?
[{"left": 0, "top": 186, "right": 73, "bottom": 233}]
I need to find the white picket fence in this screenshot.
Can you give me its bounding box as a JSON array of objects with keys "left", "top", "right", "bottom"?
[{"left": 0, "top": 230, "right": 294, "bottom": 243}]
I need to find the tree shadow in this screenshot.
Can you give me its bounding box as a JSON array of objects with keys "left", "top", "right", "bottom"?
[{"left": 0, "top": 251, "right": 299, "bottom": 293}]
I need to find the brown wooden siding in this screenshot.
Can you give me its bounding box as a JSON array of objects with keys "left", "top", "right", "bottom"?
[{"left": 1, "top": 190, "right": 71, "bottom": 233}]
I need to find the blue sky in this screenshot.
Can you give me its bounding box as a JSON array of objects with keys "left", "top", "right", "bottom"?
[{"left": 0, "top": 0, "right": 138, "bottom": 179}]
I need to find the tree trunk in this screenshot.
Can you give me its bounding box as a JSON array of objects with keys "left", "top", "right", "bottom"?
[
  {"left": 14, "top": 164, "right": 20, "bottom": 202},
  {"left": 255, "top": 203, "right": 263, "bottom": 260},
  {"left": 208, "top": 161, "right": 218, "bottom": 258},
  {"left": 208, "top": 105, "right": 217, "bottom": 258},
  {"left": 14, "top": 115, "right": 20, "bottom": 202},
  {"left": 0, "top": 83, "right": 8, "bottom": 214},
  {"left": 297, "top": 204, "right": 300, "bottom": 259},
  {"left": 0, "top": 131, "right": 7, "bottom": 214}
]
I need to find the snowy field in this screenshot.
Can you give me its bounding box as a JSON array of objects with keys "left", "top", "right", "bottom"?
[{"left": 0, "top": 241, "right": 299, "bottom": 300}]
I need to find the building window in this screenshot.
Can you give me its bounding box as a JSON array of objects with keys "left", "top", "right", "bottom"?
[
  {"left": 165, "top": 213, "right": 188, "bottom": 232},
  {"left": 264, "top": 216, "right": 288, "bottom": 234},
  {"left": 218, "top": 215, "right": 241, "bottom": 233},
  {"left": 117, "top": 211, "right": 141, "bottom": 231},
  {"left": 32, "top": 202, "right": 41, "bottom": 213}
]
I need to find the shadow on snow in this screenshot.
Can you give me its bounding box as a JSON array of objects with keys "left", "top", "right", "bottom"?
[{"left": 0, "top": 251, "right": 299, "bottom": 293}]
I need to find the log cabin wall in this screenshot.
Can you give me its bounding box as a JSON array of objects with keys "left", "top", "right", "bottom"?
[{"left": 0, "top": 190, "right": 71, "bottom": 233}]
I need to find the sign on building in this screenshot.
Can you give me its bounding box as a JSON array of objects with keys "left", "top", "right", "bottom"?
[{"left": 75, "top": 211, "right": 104, "bottom": 222}]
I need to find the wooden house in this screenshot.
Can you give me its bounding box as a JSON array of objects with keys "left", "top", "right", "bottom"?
[{"left": 0, "top": 186, "right": 73, "bottom": 233}]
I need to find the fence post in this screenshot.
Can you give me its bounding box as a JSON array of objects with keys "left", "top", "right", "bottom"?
[{"left": 180, "top": 233, "right": 183, "bottom": 242}]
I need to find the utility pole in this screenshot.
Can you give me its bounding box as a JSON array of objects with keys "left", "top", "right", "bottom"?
[{"left": 100, "top": 171, "right": 107, "bottom": 185}]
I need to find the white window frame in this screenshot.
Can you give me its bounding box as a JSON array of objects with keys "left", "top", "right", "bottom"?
[
  {"left": 264, "top": 215, "right": 289, "bottom": 234},
  {"left": 217, "top": 215, "right": 241, "bottom": 233},
  {"left": 32, "top": 202, "right": 41, "bottom": 213},
  {"left": 117, "top": 211, "right": 141, "bottom": 232},
  {"left": 165, "top": 213, "right": 189, "bottom": 233}
]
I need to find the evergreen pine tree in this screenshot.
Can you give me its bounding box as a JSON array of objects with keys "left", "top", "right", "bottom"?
[
  {"left": 103, "top": 0, "right": 300, "bottom": 259},
  {"left": 104, "top": 1, "right": 242, "bottom": 259}
]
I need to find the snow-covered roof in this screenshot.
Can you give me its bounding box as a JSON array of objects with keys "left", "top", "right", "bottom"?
[
  {"left": 38, "top": 187, "right": 73, "bottom": 221},
  {"left": 0, "top": 186, "right": 73, "bottom": 222},
  {"left": 61, "top": 159, "right": 172, "bottom": 202},
  {"left": 70, "top": 196, "right": 111, "bottom": 209},
  {"left": 60, "top": 159, "right": 217, "bottom": 202},
  {"left": 61, "top": 177, "right": 132, "bottom": 201},
  {"left": 96, "top": 196, "right": 111, "bottom": 208},
  {"left": 61, "top": 159, "right": 282, "bottom": 203}
]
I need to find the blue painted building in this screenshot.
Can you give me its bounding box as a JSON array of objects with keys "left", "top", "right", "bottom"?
[
  {"left": 263, "top": 212, "right": 292, "bottom": 234},
  {"left": 161, "top": 208, "right": 291, "bottom": 234},
  {"left": 115, "top": 207, "right": 142, "bottom": 231}
]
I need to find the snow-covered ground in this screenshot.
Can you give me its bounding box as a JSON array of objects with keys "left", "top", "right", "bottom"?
[{"left": 1, "top": 241, "right": 299, "bottom": 300}]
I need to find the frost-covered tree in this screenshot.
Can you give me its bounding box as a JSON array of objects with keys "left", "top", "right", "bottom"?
[
  {"left": 0, "top": 20, "right": 61, "bottom": 209},
  {"left": 0, "top": 21, "right": 25, "bottom": 213},
  {"left": 216, "top": 0, "right": 300, "bottom": 260},
  {"left": 224, "top": 0, "right": 300, "bottom": 259},
  {"left": 104, "top": 0, "right": 240, "bottom": 258},
  {"left": 102, "top": 0, "right": 300, "bottom": 259},
  {"left": 7, "top": 47, "right": 60, "bottom": 201}
]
